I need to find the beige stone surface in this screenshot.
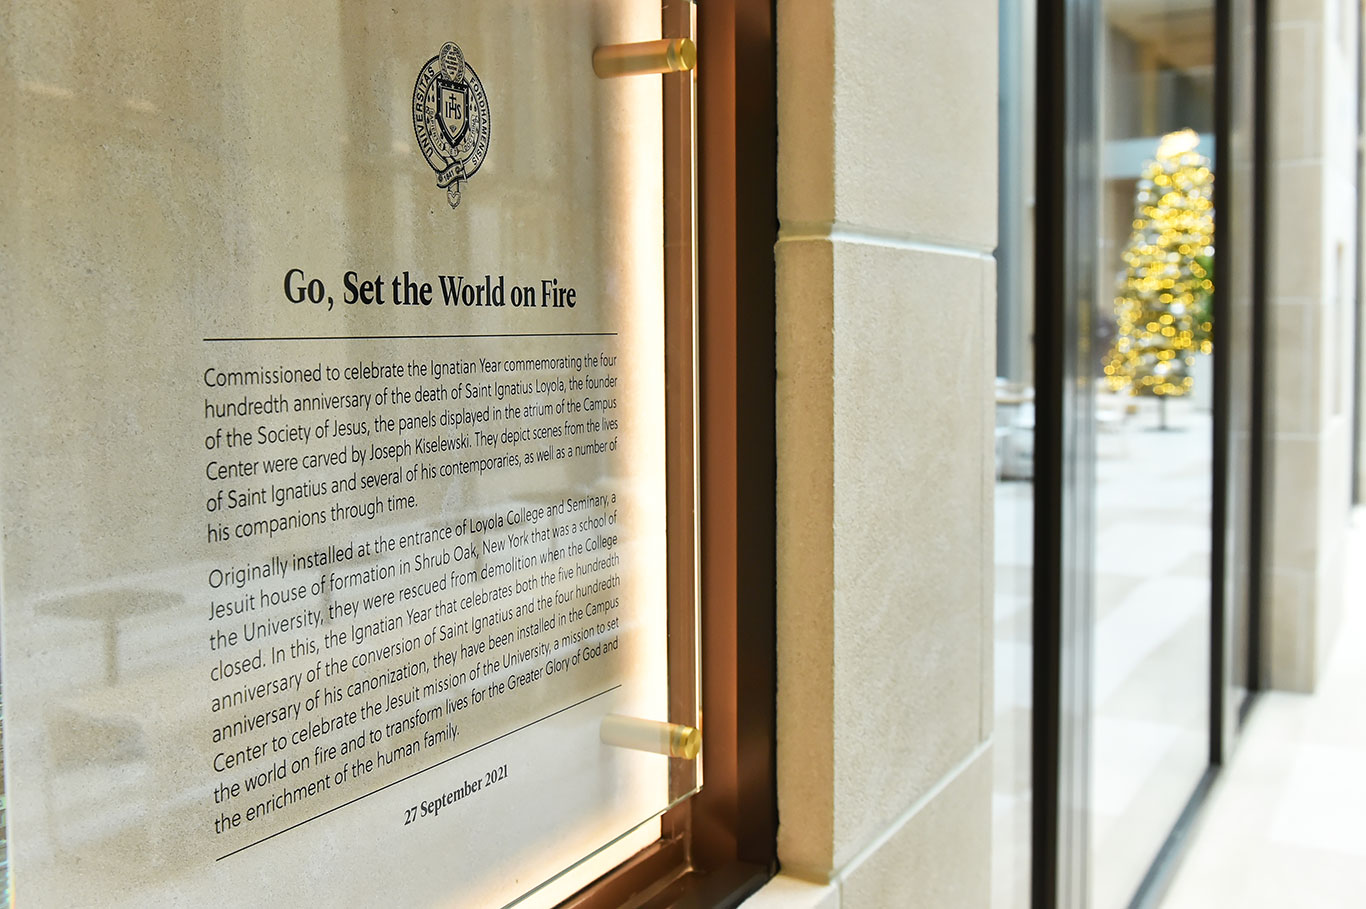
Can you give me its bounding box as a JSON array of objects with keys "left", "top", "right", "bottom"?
[
  {"left": 1271, "top": 300, "right": 1321, "bottom": 436},
  {"left": 1264, "top": 0, "right": 1359, "bottom": 697},
  {"left": 1270, "top": 436, "right": 1323, "bottom": 574},
  {"left": 839, "top": 746, "right": 992, "bottom": 909},
  {"left": 774, "top": 236, "right": 993, "bottom": 877},
  {"left": 776, "top": 0, "right": 836, "bottom": 225},
  {"left": 1271, "top": 24, "right": 1318, "bottom": 162},
  {"left": 828, "top": 242, "right": 991, "bottom": 867},
  {"left": 1269, "top": 566, "right": 1315, "bottom": 692},
  {"left": 776, "top": 237, "right": 839, "bottom": 874},
  {"left": 1274, "top": 0, "right": 1329, "bottom": 24},
  {"left": 1318, "top": 421, "right": 1355, "bottom": 552},
  {"left": 1327, "top": 275, "right": 1358, "bottom": 419},
  {"left": 775, "top": 0, "right": 997, "bottom": 894},
  {"left": 740, "top": 875, "right": 842, "bottom": 909},
  {"left": 1269, "top": 163, "right": 1324, "bottom": 301},
  {"left": 979, "top": 260, "right": 997, "bottom": 743},
  {"left": 776, "top": 0, "right": 998, "bottom": 249},
  {"left": 1315, "top": 537, "right": 1346, "bottom": 684},
  {"left": 1314, "top": 420, "right": 1352, "bottom": 668},
  {"left": 829, "top": 0, "right": 997, "bottom": 248}
]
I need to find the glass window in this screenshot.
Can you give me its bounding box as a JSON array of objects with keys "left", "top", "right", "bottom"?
[
  {"left": 993, "top": 1, "right": 1037, "bottom": 906},
  {"left": 1092, "top": 3, "right": 1216, "bottom": 905}
]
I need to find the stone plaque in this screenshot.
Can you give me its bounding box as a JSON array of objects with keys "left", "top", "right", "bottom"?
[{"left": 1, "top": 2, "right": 691, "bottom": 906}]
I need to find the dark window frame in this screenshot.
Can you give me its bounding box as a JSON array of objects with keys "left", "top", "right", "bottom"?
[{"left": 1032, "top": 1, "right": 1272, "bottom": 906}]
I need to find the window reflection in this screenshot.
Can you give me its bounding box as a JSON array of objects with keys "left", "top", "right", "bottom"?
[
  {"left": 1092, "top": 3, "right": 1215, "bottom": 906},
  {"left": 992, "top": 0, "right": 1036, "bottom": 904}
]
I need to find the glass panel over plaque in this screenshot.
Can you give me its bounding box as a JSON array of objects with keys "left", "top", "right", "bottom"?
[{"left": 0, "top": 2, "right": 698, "bottom": 906}]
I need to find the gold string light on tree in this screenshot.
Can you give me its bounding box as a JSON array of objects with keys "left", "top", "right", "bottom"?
[{"left": 1104, "top": 129, "right": 1215, "bottom": 408}]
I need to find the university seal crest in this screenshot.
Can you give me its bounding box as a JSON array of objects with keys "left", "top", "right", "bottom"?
[{"left": 412, "top": 42, "right": 491, "bottom": 209}]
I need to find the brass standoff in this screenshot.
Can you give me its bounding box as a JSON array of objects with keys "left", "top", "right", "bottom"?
[
  {"left": 593, "top": 38, "right": 696, "bottom": 79},
  {"left": 600, "top": 714, "right": 702, "bottom": 759}
]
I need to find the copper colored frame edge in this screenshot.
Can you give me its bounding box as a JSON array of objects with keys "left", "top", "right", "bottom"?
[
  {"left": 563, "top": 0, "right": 779, "bottom": 903},
  {"left": 691, "top": 0, "right": 778, "bottom": 879}
]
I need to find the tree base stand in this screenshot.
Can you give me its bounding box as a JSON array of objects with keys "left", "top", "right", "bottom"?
[{"left": 1143, "top": 394, "right": 1187, "bottom": 432}]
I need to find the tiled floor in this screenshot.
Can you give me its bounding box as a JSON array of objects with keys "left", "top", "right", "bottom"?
[
  {"left": 991, "top": 476, "right": 1033, "bottom": 909},
  {"left": 992, "top": 396, "right": 1218, "bottom": 909},
  {"left": 1091, "top": 400, "right": 1212, "bottom": 909},
  {"left": 1160, "top": 507, "right": 1366, "bottom": 909},
  {"left": 992, "top": 393, "right": 1366, "bottom": 909}
]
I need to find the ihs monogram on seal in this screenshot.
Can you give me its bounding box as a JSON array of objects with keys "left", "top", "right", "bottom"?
[{"left": 412, "top": 42, "right": 490, "bottom": 209}]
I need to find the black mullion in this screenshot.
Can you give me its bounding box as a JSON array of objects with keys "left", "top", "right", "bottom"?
[
  {"left": 1247, "top": 0, "right": 1271, "bottom": 703},
  {"left": 1031, "top": 0, "right": 1067, "bottom": 904},
  {"left": 1210, "top": 0, "right": 1232, "bottom": 768}
]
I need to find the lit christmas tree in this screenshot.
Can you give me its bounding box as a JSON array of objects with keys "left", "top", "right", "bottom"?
[{"left": 1103, "top": 129, "right": 1214, "bottom": 413}]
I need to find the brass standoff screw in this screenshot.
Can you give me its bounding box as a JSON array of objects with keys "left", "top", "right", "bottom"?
[
  {"left": 593, "top": 38, "right": 697, "bottom": 79},
  {"left": 601, "top": 714, "right": 702, "bottom": 759}
]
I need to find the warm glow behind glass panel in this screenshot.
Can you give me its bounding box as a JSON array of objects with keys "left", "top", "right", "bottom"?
[{"left": 0, "top": 2, "right": 688, "bottom": 906}]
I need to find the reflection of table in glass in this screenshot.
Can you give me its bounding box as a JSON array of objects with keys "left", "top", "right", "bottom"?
[
  {"left": 40, "top": 659, "right": 202, "bottom": 865},
  {"left": 36, "top": 589, "right": 180, "bottom": 684}
]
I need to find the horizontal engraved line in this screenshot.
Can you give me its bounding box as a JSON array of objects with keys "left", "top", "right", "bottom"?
[
  {"left": 778, "top": 740, "right": 993, "bottom": 887},
  {"left": 778, "top": 221, "right": 995, "bottom": 261}
]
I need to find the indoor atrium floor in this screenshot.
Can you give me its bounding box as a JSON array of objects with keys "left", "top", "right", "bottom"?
[{"left": 1161, "top": 506, "right": 1366, "bottom": 908}]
